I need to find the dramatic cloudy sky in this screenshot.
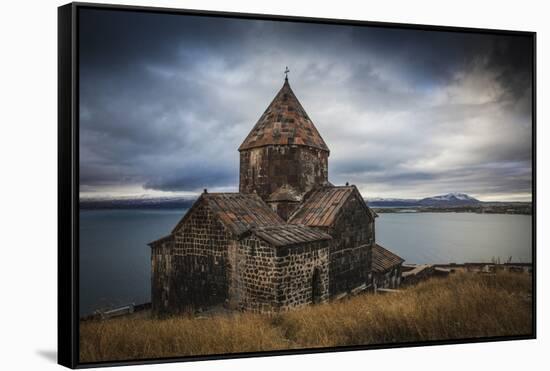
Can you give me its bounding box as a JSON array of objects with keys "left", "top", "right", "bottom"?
[{"left": 79, "top": 8, "right": 533, "bottom": 201}]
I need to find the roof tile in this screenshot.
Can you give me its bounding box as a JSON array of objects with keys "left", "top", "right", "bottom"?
[
  {"left": 172, "top": 193, "right": 285, "bottom": 236},
  {"left": 289, "top": 186, "right": 356, "bottom": 227},
  {"left": 372, "top": 244, "right": 405, "bottom": 272},
  {"left": 248, "top": 224, "right": 332, "bottom": 247},
  {"left": 239, "top": 80, "right": 329, "bottom": 152}
]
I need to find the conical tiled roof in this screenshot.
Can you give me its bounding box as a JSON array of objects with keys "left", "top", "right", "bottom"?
[{"left": 239, "top": 79, "right": 329, "bottom": 152}]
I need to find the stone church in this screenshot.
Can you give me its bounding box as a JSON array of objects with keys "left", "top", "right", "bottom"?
[{"left": 149, "top": 75, "right": 404, "bottom": 315}]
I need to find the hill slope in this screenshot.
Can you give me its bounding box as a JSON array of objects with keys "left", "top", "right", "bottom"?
[{"left": 80, "top": 272, "right": 532, "bottom": 363}]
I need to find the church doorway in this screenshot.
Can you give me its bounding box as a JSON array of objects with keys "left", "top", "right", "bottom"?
[{"left": 312, "top": 268, "right": 322, "bottom": 304}]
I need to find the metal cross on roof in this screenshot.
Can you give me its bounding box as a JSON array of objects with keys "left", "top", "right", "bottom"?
[{"left": 284, "top": 66, "right": 290, "bottom": 80}]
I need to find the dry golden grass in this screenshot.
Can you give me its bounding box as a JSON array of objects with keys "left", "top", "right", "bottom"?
[{"left": 80, "top": 272, "right": 532, "bottom": 363}]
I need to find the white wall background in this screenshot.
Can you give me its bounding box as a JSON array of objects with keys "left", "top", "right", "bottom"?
[{"left": 0, "top": 0, "right": 547, "bottom": 370}]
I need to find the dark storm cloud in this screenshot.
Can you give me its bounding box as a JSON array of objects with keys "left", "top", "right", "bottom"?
[
  {"left": 79, "top": 8, "right": 533, "bottom": 200},
  {"left": 143, "top": 169, "right": 237, "bottom": 192}
]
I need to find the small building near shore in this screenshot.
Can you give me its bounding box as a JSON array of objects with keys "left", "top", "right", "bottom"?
[{"left": 372, "top": 244, "right": 405, "bottom": 289}]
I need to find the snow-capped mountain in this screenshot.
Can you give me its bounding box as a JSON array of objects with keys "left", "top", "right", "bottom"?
[
  {"left": 367, "top": 193, "right": 480, "bottom": 207},
  {"left": 419, "top": 193, "right": 480, "bottom": 206},
  {"left": 81, "top": 192, "right": 481, "bottom": 209}
]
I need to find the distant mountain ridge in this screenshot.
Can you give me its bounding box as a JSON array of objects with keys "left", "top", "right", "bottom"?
[
  {"left": 368, "top": 193, "right": 481, "bottom": 207},
  {"left": 418, "top": 193, "right": 480, "bottom": 206},
  {"left": 80, "top": 192, "right": 486, "bottom": 209}
]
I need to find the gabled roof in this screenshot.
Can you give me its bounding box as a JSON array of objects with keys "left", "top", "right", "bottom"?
[
  {"left": 238, "top": 79, "right": 329, "bottom": 152},
  {"left": 171, "top": 192, "right": 285, "bottom": 237},
  {"left": 288, "top": 185, "right": 374, "bottom": 227},
  {"left": 245, "top": 224, "right": 332, "bottom": 247},
  {"left": 372, "top": 244, "right": 405, "bottom": 272}
]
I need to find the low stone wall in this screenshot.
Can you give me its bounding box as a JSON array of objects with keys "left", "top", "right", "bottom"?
[
  {"left": 401, "top": 264, "right": 453, "bottom": 286},
  {"left": 401, "top": 264, "right": 436, "bottom": 286}
]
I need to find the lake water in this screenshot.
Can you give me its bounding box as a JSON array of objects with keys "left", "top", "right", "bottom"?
[{"left": 79, "top": 210, "right": 532, "bottom": 316}]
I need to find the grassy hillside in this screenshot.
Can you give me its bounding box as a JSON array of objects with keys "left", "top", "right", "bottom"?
[{"left": 80, "top": 272, "right": 532, "bottom": 363}]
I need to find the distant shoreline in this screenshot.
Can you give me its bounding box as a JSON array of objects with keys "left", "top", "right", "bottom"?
[
  {"left": 79, "top": 191, "right": 532, "bottom": 214},
  {"left": 79, "top": 201, "right": 532, "bottom": 215},
  {"left": 372, "top": 204, "right": 532, "bottom": 215}
]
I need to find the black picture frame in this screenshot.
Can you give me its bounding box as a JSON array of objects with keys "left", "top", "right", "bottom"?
[{"left": 58, "top": 2, "right": 537, "bottom": 369}]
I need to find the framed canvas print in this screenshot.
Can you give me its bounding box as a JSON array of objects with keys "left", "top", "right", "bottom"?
[{"left": 58, "top": 2, "right": 536, "bottom": 368}]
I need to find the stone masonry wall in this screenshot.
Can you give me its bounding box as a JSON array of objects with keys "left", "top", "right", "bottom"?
[
  {"left": 239, "top": 145, "right": 328, "bottom": 200},
  {"left": 229, "top": 236, "right": 330, "bottom": 312},
  {"left": 152, "top": 202, "right": 232, "bottom": 315},
  {"left": 327, "top": 195, "right": 374, "bottom": 297},
  {"left": 374, "top": 266, "right": 402, "bottom": 290},
  {"left": 276, "top": 241, "right": 329, "bottom": 310},
  {"left": 151, "top": 241, "right": 173, "bottom": 315},
  {"left": 228, "top": 236, "right": 278, "bottom": 312}
]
